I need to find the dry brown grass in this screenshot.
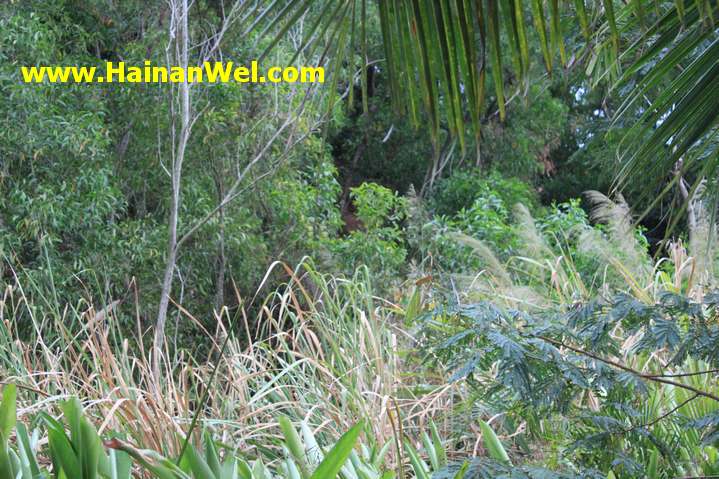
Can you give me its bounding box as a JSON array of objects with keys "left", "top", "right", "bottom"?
[{"left": 0, "top": 261, "right": 465, "bottom": 468}]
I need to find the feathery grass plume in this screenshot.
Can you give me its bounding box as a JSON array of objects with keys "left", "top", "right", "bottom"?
[
  {"left": 449, "top": 232, "right": 548, "bottom": 309},
  {"left": 449, "top": 233, "right": 511, "bottom": 288},
  {"left": 404, "top": 184, "right": 430, "bottom": 262},
  {"left": 664, "top": 240, "right": 699, "bottom": 297},
  {"left": 512, "top": 204, "right": 554, "bottom": 262},
  {"left": 509, "top": 204, "right": 590, "bottom": 305},
  {"left": 690, "top": 214, "right": 713, "bottom": 287},
  {"left": 576, "top": 226, "right": 621, "bottom": 288},
  {"left": 583, "top": 191, "right": 652, "bottom": 289},
  {"left": 512, "top": 204, "right": 566, "bottom": 296}
]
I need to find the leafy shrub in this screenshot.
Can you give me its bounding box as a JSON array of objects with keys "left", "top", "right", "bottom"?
[
  {"left": 423, "top": 190, "right": 654, "bottom": 303},
  {"left": 328, "top": 183, "right": 408, "bottom": 286},
  {"left": 351, "top": 182, "right": 408, "bottom": 230},
  {"left": 413, "top": 171, "right": 539, "bottom": 274},
  {"left": 426, "top": 291, "right": 719, "bottom": 477},
  {"left": 430, "top": 170, "right": 537, "bottom": 218},
  {"left": 536, "top": 199, "right": 600, "bottom": 284},
  {"left": 481, "top": 84, "right": 570, "bottom": 180},
  {"left": 452, "top": 194, "right": 519, "bottom": 258}
]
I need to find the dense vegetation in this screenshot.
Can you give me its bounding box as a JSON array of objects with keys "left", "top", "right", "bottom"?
[{"left": 1, "top": 0, "right": 719, "bottom": 477}]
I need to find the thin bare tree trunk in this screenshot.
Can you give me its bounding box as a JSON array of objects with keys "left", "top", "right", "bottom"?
[
  {"left": 214, "top": 174, "right": 226, "bottom": 313},
  {"left": 154, "top": 0, "right": 190, "bottom": 382},
  {"left": 149, "top": 1, "right": 319, "bottom": 381}
]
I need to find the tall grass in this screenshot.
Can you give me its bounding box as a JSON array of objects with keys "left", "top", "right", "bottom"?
[
  {"left": 454, "top": 195, "right": 719, "bottom": 309},
  {"left": 439, "top": 196, "right": 719, "bottom": 476},
  {"left": 0, "top": 260, "right": 464, "bottom": 473},
  {"left": 6, "top": 195, "right": 718, "bottom": 476}
]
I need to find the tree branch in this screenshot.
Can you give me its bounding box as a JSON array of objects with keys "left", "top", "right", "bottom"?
[
  {"left": 644, "top": 369, "right": 719, "bottom": 379},
  {"left": 539, "top": 335, "right": 719, "bottom": 403},
  {"left": 625, "top": 393, "right": 699, "bottom": 433}
]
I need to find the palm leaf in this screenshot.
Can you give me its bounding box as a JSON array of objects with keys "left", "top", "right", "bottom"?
[
  {"left": 254, "top": 0, "right": 574, "bottom": 150},
  {"left": 252, "top": 0, "right": 719, "bottom": 217},
  {"left": 608, "top": 1, "right": 719, "bottom": 215}
]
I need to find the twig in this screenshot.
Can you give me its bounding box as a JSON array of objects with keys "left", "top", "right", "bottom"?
[
  {"left": 539, "top": 336, "right": 719, "bottom": 403},
  {"left": 0, "top": 381, "right": 51, "bottom": 398},
  {"left": 645, "top": 369, "right": 719, "bottom": 379},
  {"left": 625, "top": 393, "right": 699, "bottom": 433}
]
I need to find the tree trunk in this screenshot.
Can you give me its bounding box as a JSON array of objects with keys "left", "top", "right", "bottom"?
[
  {"left": 154, "top": 0, "right": 190, "bottom": 382},
  {"left": 214, "top": 175, "right": 226, "bottom": 313}
]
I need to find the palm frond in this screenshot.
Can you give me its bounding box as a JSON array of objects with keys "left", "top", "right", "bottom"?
[
  {"left": 255, "top": 0, "right": 719, "bottom": 217},
  {"left": 601, "top": 1, "right": 719, "bottom": 215},
  {"left": 255, "top": 0, "right": 574, "bottom": 151}
]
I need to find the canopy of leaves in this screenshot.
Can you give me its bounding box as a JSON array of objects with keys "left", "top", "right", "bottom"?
[{"left": 425, "top": 291, "right": 719, "bottom": 475}]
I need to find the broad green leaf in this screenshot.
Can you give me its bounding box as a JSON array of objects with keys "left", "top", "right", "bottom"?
[
  {"left": 16, "top": 423, "right": 41, "bottom": 478},
  {"left": 478, "top": 419, "right": 511, "bottom": 465},
  {"left": 0, "top": 384, "right": 16, "bottom": 439},
  {"left": 403, "top": 441, "right": 430, "bottom": 479},
  {"left": 204, "top": 432, "right": 221, "bottom": 478},
  {"left": 309, "top": 422, "right": 363, "bottom": 479},
  {"left": 453, "top": 461, "right": 470, "bottom": 479},
  {"left": 430, "top": 421, "right": 447, "bottom": 468},
  {"left": 279, "top": 416, "right": 309, "bottom": 476},
  {"left": 183, "top": 443, "right": 216, "bottom": 479}
]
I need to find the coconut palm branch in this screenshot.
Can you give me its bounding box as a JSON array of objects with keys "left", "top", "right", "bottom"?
[
  {"left": 602, "top": 1, "right": 719, "bottom": 221},
  {"left": 254, "top": 0, "right": 718, "bottom": 208},
  {"left": 254, "top": 0, "right": 583, "bottom": 149}
]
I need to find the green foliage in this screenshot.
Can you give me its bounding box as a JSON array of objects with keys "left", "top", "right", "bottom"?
[
  {"left": 0, "top": 384, "right": 16, "bottom": 478},
  {"left": 0, "top": 383, "right": 477, "bottom": 479},
  {"left": 426, "top": 291, "right": 719, "bottom": 477},
  {"left": 480, "top": 84, "right": 569, "bottom": 179},
  {"left": 5, "top": 2, "right": 719, "bottom": 479},
  {"left": 538, "top": 199, "right": 591, "bottom": 238},
  {"left": 539, "top": 113, "right": 623, "bottom": 206},
  {"left": 328, "top": 183, "right": 408, "bottom": 285},
  {"left": 329, "top": 79, "right": 433, "bottom": 194},
  {"left": 431, "top": 170, "right": 537, "bottom": 218},
  {"left": 0, "top": 384, "right": 374, "bottom": 479},
  {"left": 0, "top": 0, "right": 349, "bottom": 336},
  {"left": 0, "top": 389, "right": 133, "bottom": 479},
  {"left": 412, "top": 170, "right": 540, "bottom": 273},
  {"left": 0, "top": 4, "right": 114, "bottom": 275},
  {"left": 453, "top": 195, "right": 518, "bottom": 256},
  {"left": 351, "top": 183, "right": 408, "bottom": 230},
  {"left": 412, "top": 420, "right": 591, "bottom": 479},
  {"left": 536, "top": 199, "right": 601, "bottom": 286},
  {"left": 477, "top": 419, "right": 511, "bottom": 465},
  {"left": 419, "top": 186, "right": 656, "bottom": 307}
]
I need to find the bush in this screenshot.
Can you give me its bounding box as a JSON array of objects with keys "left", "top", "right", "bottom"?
[
  {"left": 430, "top": 170, "right": 537, "bottom": 218},
  {"left": 328, "top": 183, "right": 408, "bottom": 286},
  {"left": 426, "top": 292, "right": 719, "bottom": 477},
  {"left": 415, "top": 171, "right": 538, "bottom": 273}
]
